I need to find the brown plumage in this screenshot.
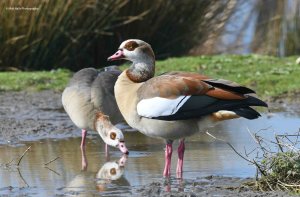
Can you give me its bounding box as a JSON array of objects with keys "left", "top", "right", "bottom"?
[{"left": 108, "top": 39, "right": 268, "bottom": 178}]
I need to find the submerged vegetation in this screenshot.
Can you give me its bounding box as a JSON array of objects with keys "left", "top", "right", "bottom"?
[{"left": 0, "top": 55, "right": 299, "bottom": 100}]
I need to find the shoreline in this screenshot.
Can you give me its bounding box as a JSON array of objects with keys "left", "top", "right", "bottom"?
[{"left": 0, "top": 90, "right": 297, "bottom": 196}]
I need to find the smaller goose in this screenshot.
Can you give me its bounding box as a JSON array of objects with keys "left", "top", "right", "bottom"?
[
  {"left": 62, "top": 67, "right": 129, "bottom": 159},
  {"left": 108, "top": 39, "right": 268, "bottom": 177}
]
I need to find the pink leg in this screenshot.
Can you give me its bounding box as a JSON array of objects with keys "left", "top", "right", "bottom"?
[
  {"left": 81, "top": 144, "right": 88, "bottom": 171},
  {"left": 105, "top": 143, "right": 110, "bottom": 161},
  {"left": 165, "top": 180, "right": 171, "bottom": 192},
  {"left": 80, "top": 129, "right": 88, "bottom": 170},
  {"left": 163, "top": 142, "right": 173, "bottom": 177},
  {"left": 176, "top": 139, "right": 185, "bottom": 178},
  {"left": 80, "top": 129, "right": 87, "bottom": 149}
]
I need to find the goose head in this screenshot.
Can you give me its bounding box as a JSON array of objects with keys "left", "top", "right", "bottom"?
[
  {"left": 95, "top": 113, "right": 128, "bottom": 154},
  {"left": 108, "top": 39, "right": 155, "bottom": 64},
  {"left": 108, "top": 39, "right": 155, "bottom": 82}
]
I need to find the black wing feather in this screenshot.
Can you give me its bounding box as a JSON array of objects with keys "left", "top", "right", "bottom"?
[
  {"left": 153, "top": 95, "right": 267, "bottom": 121},
  {"left": 202, "top": 79, "right": 256, "bottom": 94}
]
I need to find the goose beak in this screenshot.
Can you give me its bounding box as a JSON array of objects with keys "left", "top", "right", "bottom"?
[
  {"left": 118, "top": 154, "right": 128, "bottom": 167},
  {"left": 117, "top": 141, "right": 129, "bottom": 155},
  {"left": 107, "top": 50, "right": 124, "bottom": 61}
]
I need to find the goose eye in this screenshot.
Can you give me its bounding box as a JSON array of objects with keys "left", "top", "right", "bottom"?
[
  {"left": 110, "top": 132, "right": 116, "bottom": 140},
  {"left": 124, "top": 41, "right": 139, "bottom": 51},
  {"left": 110, "top": 168, "right": 116, "bottom": 175}
]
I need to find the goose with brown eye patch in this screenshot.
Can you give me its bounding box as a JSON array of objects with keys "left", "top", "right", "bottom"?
[
  {"left": 62, "top": 66, "right": 129, "bottom": 171},
  {"left": 96, "top": 154, "right": 128, "bottom": 190},
  {"left": 124, "top": 41, "right": 139, "bottom": 51},
  {"left": 108, "top": 39, "right": 268, "bottom": 179}
]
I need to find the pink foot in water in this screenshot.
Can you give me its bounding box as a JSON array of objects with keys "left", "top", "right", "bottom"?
[
  {"left": 176, "top": 139, "right": 185, "bottom": 179},
  {"left": 80, "top": 129, "right": 88, "bottom": 170},
  {"left": 164, "top": 179, "right": 171, "bottom": 192},
  {"left": 105, "top": 143, "right": 110, "bottom": 161},
  {"left": 80, "top": 129, "right": 87, "bottom": 149},
  {"left": 163, "top": 142, "right": 173, "bottom": 177},
  {"left": 81, "top": 145, "right": 88, "bottom": 171}
]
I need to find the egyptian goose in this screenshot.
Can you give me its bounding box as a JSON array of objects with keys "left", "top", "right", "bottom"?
[
  {"left": 96, "top": 154, "right": 127, "bottom": 182},
  {"left": 108, "top": 39, "right": 268, "bottom": 177},
  {"left": 62, "top": 67, "right": 129, "bottom": 160}
]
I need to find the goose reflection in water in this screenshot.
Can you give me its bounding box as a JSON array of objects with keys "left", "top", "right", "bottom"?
[
  {"left": 65, "top": 154, "right": 129, "bottom": 195},
  {"left": 96, "top": 154, "right": 128, "bottom": 191}
]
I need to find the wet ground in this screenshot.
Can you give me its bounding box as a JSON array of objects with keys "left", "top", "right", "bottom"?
[{"left": 0, "top": 91, "right": 299, "bottom": 196}]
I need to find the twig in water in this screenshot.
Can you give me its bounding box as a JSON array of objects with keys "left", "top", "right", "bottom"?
[
  {"left": 5, "top": 159, "right": 14, "bottom": 166},
  {"left": 296, "top": 129, "right": 300, "bottom": 145},
  {"left": 17, "top": 146, "right": 31, "bottom": 166},
  {"left": 253, "top": 160, "right": 267, "bottom": 177},
  {"left": 206, "top": 131, "right": 254, "bottom": 164},
  {"left": 44, "top": 156, "right": 60, "bottom": 166},
  {"left": 17, "top": 168, "right": 29, "bottom": 187},
  {"left": 275, "top": 135, "right": 284, "bottom": 152},
  {"left": 44, "top": 166, "right": 61, "bottom": 176},
  {"left": 247, "top": 127, "right": 272, "bottom": 154},
  {"left": 247, "top": 127, "right": 259, "bottom": 144},
  {"left": 284, "top": 135, "right": 296, "bottom": 146},
  {"left": 270, "top": 140, "right": 299, "bottom": 152},
  {"left": 244, "top": 146, "right": 257, "bottom": 157}
]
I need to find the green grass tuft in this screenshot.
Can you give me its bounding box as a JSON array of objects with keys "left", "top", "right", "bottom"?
[
  {"left": 1, "top": 55, "right": 300, "bottom": 100},
  {"left": 0, "top": 69, "right": 71, "bottom": 92},
  {"left": 256, "top": 149, "right": 300, "bottom": 192}
]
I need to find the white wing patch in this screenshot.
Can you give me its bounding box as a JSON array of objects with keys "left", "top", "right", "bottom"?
[{"left": 137, "top": 96, "right": 190, "bottom": 118}]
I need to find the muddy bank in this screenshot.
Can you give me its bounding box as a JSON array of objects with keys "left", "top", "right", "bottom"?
[
  {"left": 137, "top": 176, "right": 292, "bottom": 197},
  {"left": 0, "top": 90, "right": 78, "bottom": 146},
  {"left": 1, "top": 176, "right": 293, "bottom": 196},
  {"left": 267, "top": 91, "right": 300, "bottom": 114}
]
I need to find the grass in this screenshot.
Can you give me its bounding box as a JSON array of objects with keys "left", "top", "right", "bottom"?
[
  {"left": 0, "top": 69, "right": 71, "bottom": 92},
  {"left": 1, "top": 55, "right": 300, "bottom": 100}
]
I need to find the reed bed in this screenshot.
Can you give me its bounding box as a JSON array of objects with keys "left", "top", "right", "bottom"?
[
  {"left": 0, "top": 0, "right": 234, "bottom": 70},
  {"left": 0, "top": 0, "right": 131, "bottom": 70}
]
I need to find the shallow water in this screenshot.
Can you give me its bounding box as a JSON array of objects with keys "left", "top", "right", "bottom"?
[{"left": 0, "top": 112, "right": 299, "bottom": 196}]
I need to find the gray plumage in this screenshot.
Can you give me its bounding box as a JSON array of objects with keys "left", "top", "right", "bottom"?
[{"left": 62, "top": 66, "right": 123, "bottom": 131}]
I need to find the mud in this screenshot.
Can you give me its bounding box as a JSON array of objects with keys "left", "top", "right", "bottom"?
[
  {"left": 137, "top": 176, "right": 292, "bottom": 197},
  {"left": 0, "top": 90, "right": 297, "bottom": 196},
  {"left": 0, "top": 90, "right": 77, "bottom": 146}
]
